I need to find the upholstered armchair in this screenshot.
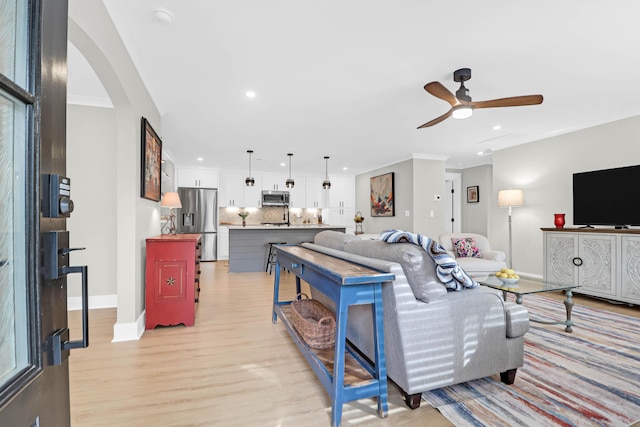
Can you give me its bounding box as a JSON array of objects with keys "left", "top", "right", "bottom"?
[{"left": 438, "top": 233, "right": 507, "bottom": 279}]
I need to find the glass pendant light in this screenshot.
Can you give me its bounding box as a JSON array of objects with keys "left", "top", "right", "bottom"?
[
  {"left": 245, "top": 150, "right": 255, "bottom": 186},
  {"left": 322, "top": 156, "right": 331, "bottom": 189},
  {"left": 285, "top": 153, "right": 295, "bottom": 188}
]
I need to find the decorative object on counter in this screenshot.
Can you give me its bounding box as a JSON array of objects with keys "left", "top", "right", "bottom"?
[
  {"left": 285, "top": 153, "right": 295, "bottom": 188},
  {"left": 238, "top": 209, "right": 249, "bottom": 227},
  {"left": 160, "top": 191, "right": 182, "bottom": 234},
  {"left": 467, "top": 185, "right": 479, "bottom": 203},
  {"left": 354, "top": 211, "right": 364, "bottom": 234},
  {"left": 322, "top": 156, "right": 331, "bottom": 189},
  {"left": 554, "top": 213, "right": 566, "bottom": 228},
  {"left": 141, "top": 117, "right": 162, "bottom": 202},
  {"left": 370, "top": 172, "right": 395, "bottom": 217},
  {"left": 245, "top": 149, "right": 255, "bottom": 186},
  {"left": 498, "top": 188, "right": 524, "bottom": 268}
]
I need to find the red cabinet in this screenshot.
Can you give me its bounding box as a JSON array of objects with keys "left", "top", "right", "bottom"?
[{"left": 145, "top": 234, "right": 202, "bottom": 329}]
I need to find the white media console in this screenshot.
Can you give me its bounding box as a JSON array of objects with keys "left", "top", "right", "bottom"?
[{"left": 542, "top": 228, "right": 640, "bottom": 305}]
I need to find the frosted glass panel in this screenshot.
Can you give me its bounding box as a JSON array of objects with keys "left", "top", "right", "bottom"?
[
  {"left": 0, "top": 0, "right": 27, "bottom": 88},
  {"left": 0, "top": 91, "right": 28, "bottom": 388}
]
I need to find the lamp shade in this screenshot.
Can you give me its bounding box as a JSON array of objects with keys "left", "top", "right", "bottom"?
[
  {"left": 161, "top": 192, "right": 182, "bottom": 208},
  {"left": 498, "top": 189, "right": 524, "bottom": 208}
]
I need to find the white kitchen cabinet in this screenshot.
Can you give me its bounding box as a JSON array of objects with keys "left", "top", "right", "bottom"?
[
  {"left": 542, "top": 228, "right": 640, "bottom": 304},
  {"left": 177, "top": 168, "right": 219, "bottom": 188},
  {"left": 261, "top": 173, "right": 288, "bottom": 191},
  {"left": 219, "top": 171, "right": 244, "bottom": 207},
  {"left": 305, "top": 176, "right": 328, "bottom": 209},
  {"left": 327, "top": 206, "right": 355, "bottom": 235},
  {"left": 217, "top": 226, "right": 229, "bottom": 261},
  {"left": 287, "top": 177, "right": 306, "bottom": 208},
  {"left": 326, "top": 175, "right": 355, "bottom": 210},
  {"left": 219, "top": 171, "right": 262, "bottom": 207}
]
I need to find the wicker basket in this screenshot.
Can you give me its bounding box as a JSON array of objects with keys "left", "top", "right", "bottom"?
[{"left": 289, "top": 293, "right": 336, "bottom": 349}]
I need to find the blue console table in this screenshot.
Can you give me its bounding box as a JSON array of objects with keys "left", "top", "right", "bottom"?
[{"left": 272, "top": 245, "right": 394, "bottom": 427}]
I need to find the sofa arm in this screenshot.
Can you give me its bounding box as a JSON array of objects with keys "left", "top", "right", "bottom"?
[
  {"left": 504, "top": 302, "right": 529, "bottom": 337},
  {"left": 482, "top": 250, "right": 507, "bottom": 262}
]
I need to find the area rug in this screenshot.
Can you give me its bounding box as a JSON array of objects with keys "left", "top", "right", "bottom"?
[{"left": 422, "top": 295, "right": 640, "bottom": 426}]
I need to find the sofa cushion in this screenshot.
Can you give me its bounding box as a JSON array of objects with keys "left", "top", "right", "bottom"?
[
  {"left": 343, "top": 239, "right": 447, "bottom": 302},
  {"left": 313, "top": 230, "right": 361, "bottom": 251},
  {"left": 452, "top": 237, "right": 482, "bottom": 258}
]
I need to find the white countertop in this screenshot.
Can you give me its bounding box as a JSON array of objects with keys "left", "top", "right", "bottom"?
[{"left": 226, "top": 224, "right": 345, "bottom": 230}]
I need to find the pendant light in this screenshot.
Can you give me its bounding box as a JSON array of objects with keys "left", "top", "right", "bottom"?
[
  {"left": 322, "top": 156, "right": 331, "bottom": 189},
  {"left": 245, "top": 150, "right": 255, "bottom": 186},
  {"left": 285, "top": 153, "right": 295, "bottom": 188}
]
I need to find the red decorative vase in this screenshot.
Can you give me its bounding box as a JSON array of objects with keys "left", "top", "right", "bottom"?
[{"left": 554, "top": 213, "right": 566, "bottom": 228}]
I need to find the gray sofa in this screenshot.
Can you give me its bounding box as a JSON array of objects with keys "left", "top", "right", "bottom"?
[{"left": 302, "top": 231, "right": 529, "bottom": 409}]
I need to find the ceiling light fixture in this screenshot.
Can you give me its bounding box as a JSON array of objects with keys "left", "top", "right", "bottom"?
[
  {"left": 245, "top": 150, "right": 255, "bottom": 186},
  {"left": 322, "top": 156, "right": 331, "bottom": 190},
  {"left": 152, "top": 8, "right": 174, "bottom": 25},
  {"left": 246, "top": 91, "right": 256, "bottom": 98},
  {"left": 493, "top": 125, "right": 502, "bottom": 130},
  {"left": 451, "top": 105, "right": 473, "bottom": 120},
  {"left": 285, "top": 153, "right": 295, "bottom": 188}
]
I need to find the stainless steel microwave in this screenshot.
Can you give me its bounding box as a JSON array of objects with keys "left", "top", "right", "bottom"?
[{"left": 261, "top": 190, "right": 290, "bottom": 206}]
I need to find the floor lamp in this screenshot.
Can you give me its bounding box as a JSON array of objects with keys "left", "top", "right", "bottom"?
[
  {"left": 498, "top": 189, "right": 524, "bottom": 269},
  {"left": 161, "top": 191, "right": 182, "bottom": 234}
]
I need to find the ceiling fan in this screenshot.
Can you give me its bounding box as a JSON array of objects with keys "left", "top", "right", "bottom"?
[{"left": 417, "top": 68, "right": 543, "bottom": 129}]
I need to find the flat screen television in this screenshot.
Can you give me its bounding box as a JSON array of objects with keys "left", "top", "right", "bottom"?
[{"left": 573, "top": 164, "right": 640, "bottom": 228}]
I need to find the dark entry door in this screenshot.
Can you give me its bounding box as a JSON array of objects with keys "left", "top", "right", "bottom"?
[{"left": 0, "top": 1, "right": 87, "bottom": 426}]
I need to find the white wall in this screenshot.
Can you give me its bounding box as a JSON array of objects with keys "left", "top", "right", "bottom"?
[
  {"left": 69, "top": 0, "right": 162, "bottom": 341},
  {"left": 489, "top": 114, "right": 640, "bottom": 278},
  {"left": 355, "top": 156, "right": 447, "bottom": 237},
  {"left": 66, "top": 105, "right": 117, "bottom": 306},
  {"left": 461, "top": 164, "right": 493, "bottom": 235}
]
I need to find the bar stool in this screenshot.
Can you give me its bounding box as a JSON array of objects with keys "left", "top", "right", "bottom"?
[{"left": 266, "top": 242, "right": 287, "bottom": 275}]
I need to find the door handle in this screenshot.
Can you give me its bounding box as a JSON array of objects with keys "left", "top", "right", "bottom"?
[
  {"left": 61, "top": 265, "right": 89, "bottom": 350},
  {"left": 47, "top": 265, "right": 89, "bottom": 365}
]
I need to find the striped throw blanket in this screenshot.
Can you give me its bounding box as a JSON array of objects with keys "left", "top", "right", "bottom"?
[{"left": 379, "top": 229, "right": 478, "bottom": 291}]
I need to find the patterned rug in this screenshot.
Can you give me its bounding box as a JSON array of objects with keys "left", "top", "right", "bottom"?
[{"left": 422, "top": 295, "right": 640, "bottom": 426}]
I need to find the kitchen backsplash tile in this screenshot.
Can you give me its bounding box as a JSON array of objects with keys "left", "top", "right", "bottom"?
[{"left": 219, "top": 206, "right": 322, "bottom": 226}]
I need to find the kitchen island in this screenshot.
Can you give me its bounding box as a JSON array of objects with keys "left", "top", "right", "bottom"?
[{"left": 228, "top": 225, "right": 347, "bottom": 273}]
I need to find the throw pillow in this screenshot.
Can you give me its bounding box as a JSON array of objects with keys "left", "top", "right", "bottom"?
[{"left": 451, "top": 237, "right": 482, "bottom": 258}]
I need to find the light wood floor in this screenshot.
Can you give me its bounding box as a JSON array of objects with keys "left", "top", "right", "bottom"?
[
  {"left": 68, "top": 262, "right": 639, "bottom": 427},
  {"left": 68, "top": 262, "right": 453, "bottom": 427}
]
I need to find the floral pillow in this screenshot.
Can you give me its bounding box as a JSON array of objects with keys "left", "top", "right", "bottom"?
[{"left": 451, "top": 237, "right": 482, "bottom": 258}]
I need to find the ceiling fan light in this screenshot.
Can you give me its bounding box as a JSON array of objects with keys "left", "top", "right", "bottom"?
[{"left": 452, "top": 106, "right": 473, "bottom": 120}]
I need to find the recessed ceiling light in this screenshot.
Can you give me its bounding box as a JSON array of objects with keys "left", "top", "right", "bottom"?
[
  {"left": 152, "top": 8, "right": 174, "bottom": 25},
  {"left": 197, "top": 157, "right": 203, "bottom": 162},
  {"left": 246, "top": 91, "right": 256, "bottom": 98},
  {"left": 493, "top": 125, "right": 501, "bottom": 130},
  {"left": 280, "top": 162, "right": 286, "bottom": 167},
  {"left": 342, "top": 167, "right": 348, "bottom": 171}
]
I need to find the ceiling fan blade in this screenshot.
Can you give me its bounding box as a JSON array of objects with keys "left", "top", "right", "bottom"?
[
  {"left": 470, "top": 94, "right": 543, "bottom": 109},
  {"left": 424, "top": 82, "right": 459, "bottom": 107},
  {"left": 417, "top": 110, "right": 453, "bottom": 129}
]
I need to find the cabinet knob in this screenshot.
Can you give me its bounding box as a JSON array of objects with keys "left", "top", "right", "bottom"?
[{"left": 572, "top": 257, "right": 583, "bottom": 267}]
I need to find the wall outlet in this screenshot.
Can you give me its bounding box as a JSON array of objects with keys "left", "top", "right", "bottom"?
[{"left": 405, "top": 210, "right": 410, "bottom": 217}]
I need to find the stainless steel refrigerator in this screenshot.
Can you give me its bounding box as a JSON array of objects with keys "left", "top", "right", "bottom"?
[{"left": 177, "top": 187, "right": 218, "bottom": 261}]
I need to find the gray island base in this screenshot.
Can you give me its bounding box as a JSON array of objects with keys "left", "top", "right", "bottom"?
[{"left": 228, "top": 225, "right": 347, "bottom": 273}]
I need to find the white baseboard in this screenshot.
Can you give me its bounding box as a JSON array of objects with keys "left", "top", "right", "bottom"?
[
  {"left": 112, "top": 310, "right": 146, "bottom": 342},
  {"left": 67, "top": 294, "right": 117, "bottom": 311}
]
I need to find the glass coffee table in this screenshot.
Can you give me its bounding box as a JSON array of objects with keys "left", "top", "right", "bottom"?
[{"left": 479, "top": 276, "right": 579, "bottom": 333}]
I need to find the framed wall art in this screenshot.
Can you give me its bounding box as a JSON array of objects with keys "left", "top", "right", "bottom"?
[
  {"left": 370, "top": 172, "right": 395, "bottom": 217},
  {"left": 467, "top": 185, "right": 479, "bottom": 203},
  {"left": 141, "top": 117, "right": 162, "bottom": 202}
]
